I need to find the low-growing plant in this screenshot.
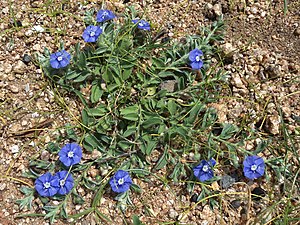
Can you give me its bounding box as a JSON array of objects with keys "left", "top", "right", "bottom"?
[{"left": 16, "top": 5, "right": 272, "bottom": 224}]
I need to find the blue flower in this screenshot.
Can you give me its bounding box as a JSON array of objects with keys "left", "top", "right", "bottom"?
[
  {"left": 109, "top": 170, "right": 132, "bottom": 193},
  {"left": 82, "top": 25, "right": 102, "bottom": 43},
  {"left": 50, "top": 50, "right": 71, "bottom": 69},
  {"left": 54, "top": 171, "right": 74, "bottom": 195},
  {"left": 96, "top": 9, "right": 116, "bottom": 22},
  {"left": 243, "top": 155, "right": 265, "bottom": 180},
  {"left": 189, "top": 48, "right": 203, "bottom": 70},
  {"left": 35, "top": 172, "right": 59, "bottom": 197},
  {"left": 193, "top": 159, "right": 216, "bottom": 182},
  {"left": 58, "top": 143, "right": 82, "bottom": 167},
  {"left": 132, "top": 19, "right": 150, "bottom": 31}
]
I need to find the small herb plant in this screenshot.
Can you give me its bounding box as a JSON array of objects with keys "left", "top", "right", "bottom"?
[{"left": 16, "top": 6, "right": 267, "bottom": 224}]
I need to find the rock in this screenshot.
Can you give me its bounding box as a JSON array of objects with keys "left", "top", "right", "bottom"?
[
  {"left": 294, "top": 28, "right": 300, "bottom": 36},
  {"left": 10, "top": 85, "right": 19, "bottom": 93},
  {"left": 22, "top": 54, "right": 32, "bottom": 64},
  {"left": 213, "top": 4, "right": 222, "bottom": 16},
  {"left": 40, "top": 150, "right": 50, "bottom": 161},
  {"left": 231, "top": 73, "right": 246, "bottom": 88},
  {"left": 4, "top": 63, "right": 12, "bottom": 74},
  {"left": 10, "top": 145, "right": 19, "bottom": 153},
  {"left": 14, "top": 61, "right": 26, "bottom": 74},
  {"left": 220, "top": 175, "right": 235, "bottom": 189},
  {"left": 220, "top": 43, "right": 236, "bottom": 63},
  {"left": 169, "top": 209, "right": 178, "bottom": 219},
  {"left": 264, "top": 65, "right": 280, "bottom": 78},
  {"left": 265, "top": 115, "right": 280, "bottom": 134},
  {"left": 32, "top": 25, "right": 44, "bottom": 32},
  {"left": 230, "top": 200, "right": 241, "bottom": 209},
  {"left": 159, "top": 80, "right": 177, "bottom": 92}
]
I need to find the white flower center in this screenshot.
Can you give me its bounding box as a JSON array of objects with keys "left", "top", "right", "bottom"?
[
  {"left": 102, "top": 11, "right": 108, "bottom": 17},
  {"left": 60, "top": 180, "right": 65, "bottom": 186},
  {"left": 202, "top": 165, "right": 209, "bottom": 172},
  {"left": 90, "top": 31, "right": 95, "bottom": 37},
  {"left": 138, "top": 22, "right": 144, "bottom": 27},
  {"left": 251, "top": 164, "right": 257, "bottom": 171},
  {"left": 68, "top": 151, "right": 74, "bottom": 158},
  {"left": 118, "top": 178, "right": 124, "bottom": 185},
  {"left": 57, "top": 56, "right": 63, "bottom": 61},
  {"left": 195, "top": 55, "right": 200, "bottom": 62},
  {"left": 44, "top": 182, "right": 51, "bottom": 189}
]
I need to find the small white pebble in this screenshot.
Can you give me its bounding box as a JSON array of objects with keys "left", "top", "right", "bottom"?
[{"left": 11, "top": 145, "right": 19, "bottom": 153}]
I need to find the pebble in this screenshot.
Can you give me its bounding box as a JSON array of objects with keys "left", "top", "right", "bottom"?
[
  {"left": 32, "top": 25, "right": 44, "bottom": 32},
  {"left": 230, "top": 200, "right": 241, "bottom": 209},
  {"left": 4, "top": 63, "right": 12, "bottom": 74},
  {"left": 169, "top": 208, "right": 178, "bottom": 219},
  {"left": 10, "top": 145, "right": 19, "bottom": 153},
  {"left": 40, "top": 150, "right": 50, "bottom": 161},
  {"left": 294, "top": 28, "right": 300, "bottom": 36},
  {"left": 13, "top": 61, "right": 26, "bottom": 74},
  {"left": 0, "top": 183, "right": 6, "bottom": 191},
  {"left": 220, "top": 175, "right": 235, "bottom": 189},
  {"left": 213, "top": 4, "right": 222, "bottom": 16},
  {"left": 10, "top": 85, "right": 19, "bottom": 94}
]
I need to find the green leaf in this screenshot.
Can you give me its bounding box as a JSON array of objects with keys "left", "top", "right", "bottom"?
[
  {"left": 167, "top": 99, "right": 177, "bottom": 116},
  {"left": 158, "top": 71, "right": 175, "bottom": 78},
  {"left": 90, "top": 84, "right": 103, "bottom": 103},
  {"left": 123, "top": 125, "right": 136, "bottom": 137},
  {"left": 120, "top": 104, "right": 139, "bottom": 121},
  {"left": 83, "top": 134, "right": 102, "bottom": 152},
  {"left": 142, "top": 117, "right": 162, "bottom": 129},
  {"left": 86, "top": 106, "right": 107, "bottom": 117},
  {"left": 185, "top": 102, "right": 205, "bottom": 125},
  {"left": 133, "top": 215, "right": 145, "bottom": 225},
  {"left": 219, "top": 123, "right": 239, "bottom": 140},
  {"left": 16, "top": 195, "right": 34, "bottom": 210},
  {"left": 122, "top": 68, "right": 133, "bottom": 80},
  {"left": 154, "top": 150, "right": 168, "bottom": 170},
  {"left": 140, "top": 136, "right": 157, "bottom": 155}
]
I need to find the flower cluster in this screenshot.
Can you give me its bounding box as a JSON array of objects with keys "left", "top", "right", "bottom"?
[
  {"left": 193, "top": 155, "right": 265, "bottom": 182},
  {"left": 35, "top": 143, "right": 81, "bottom": 197},
  {"left": 35, "top": 171, "right": 74, "bottom": 197},
  {"left": 35, "top": 142, "right": 133, "bottom": 197},
  {"left": 49, "top": 9, "right": 151, "bottom": 70}
]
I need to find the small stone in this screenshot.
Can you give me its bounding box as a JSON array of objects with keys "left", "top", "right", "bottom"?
[
  {"left": 213, "top": 4, "right": 222, "bottom": 16},
  {"left": 14, "top": 61, "right": 26, "bottom": 74},
  {"left": 32, "top": 25, "right": 44, "bottom": 32},
  {"left": 4, "top": 63, "right": 12, "bottom": 74},
  {"left": 169, "top": 209, "right": 178, "bottom": 219},
  {"left": 190, "top": 193, "right": 198, "bottom": 202},
  {"left": 265, "top": 115, "right": 280, "bottom": 134},
  {"left": 231, "top": 73, "right": 245, "bottom": 88},
  {"left": 10, "top": 145, "right": 19, "bottom": 153},
  {"left": 0, "top": 183, "right": 7, "bottom": 191},
  {"left": 10, "top": 85, "right": 19, "bottom": 93},
  {"left": 230, "top": 200, "right": 241, "bottom": 209},
  {"left": 294, "top": 28, "right": 300, "bottom": 36},
  {"left": 220, "top": 175, "right": 235, "bottom": 189},
  {"left": 159, "top": 80, "right": 177, "bottom": 92},
  {"left": 25, "top": 29, "right": 33, "bottom": 37},
  {"left": 21, "top": 120, "right": 28, "bottom": 126},
  {"left": 40, "top": 150, "right": 50, "bottom": 161},
  {"left": 22, "top": 54, "right": 32, "bottom": 64}
]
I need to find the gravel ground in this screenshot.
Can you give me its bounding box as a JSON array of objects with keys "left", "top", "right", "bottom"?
[{"left": 0, "top": 0, "right": 299, "bottom": 224}]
